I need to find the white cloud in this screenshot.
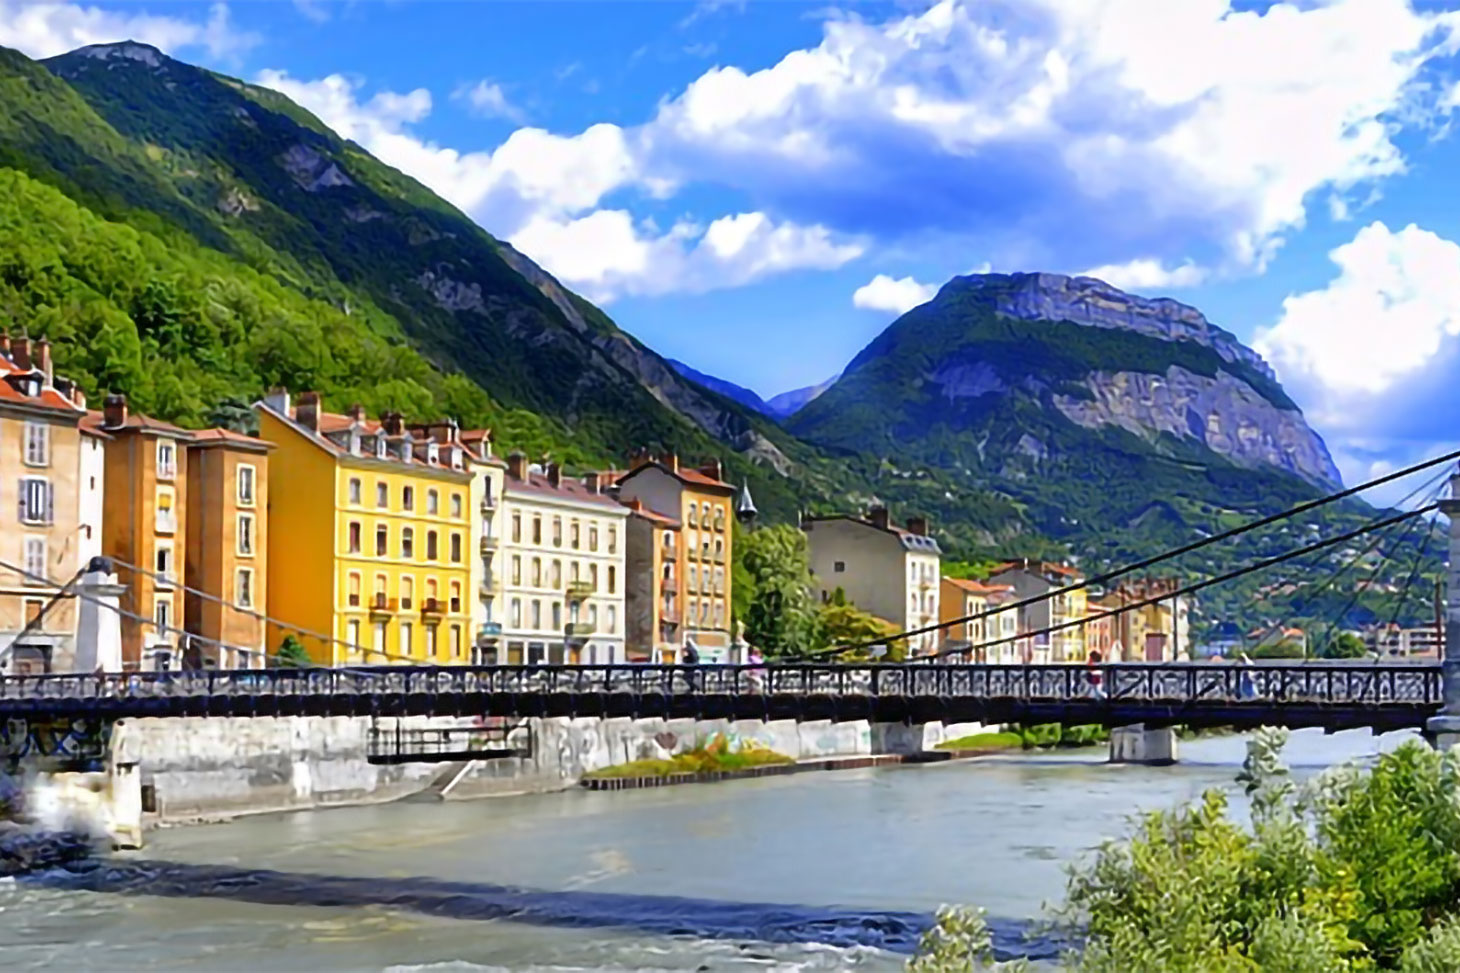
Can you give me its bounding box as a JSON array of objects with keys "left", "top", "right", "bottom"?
[
  {"left": 0, "top": 1, "right": 259, "bottom": 62},
  {"left": 640, "top": 0, "right": 1460, "bottom": 274},
  {"left": 1078, "top": 258, "right": 1206, "bottom": 291},
  {"left": 1253, "top": 221, "right": 1460, "bottom": 489},
  {"left": 852, "top": 274, "right": 937, "bottom": 314},
  {"left": 452, "top": 79, "right": 524, "bottom": 123},
  {"left": 511, "top": 210, "right": 863, "bottom": 305}
]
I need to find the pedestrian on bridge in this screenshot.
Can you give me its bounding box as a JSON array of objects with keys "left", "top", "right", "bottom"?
[
  {"left": 747, "top": 648, "right": 765, "bottom": 693},
  {"left": 1086, "top": 649, "right": 1106, "bottom": 699}
]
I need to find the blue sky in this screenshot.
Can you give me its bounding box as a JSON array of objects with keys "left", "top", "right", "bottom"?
[{"left": 5, "top": 0, "right": 1460, "bottom": 495}]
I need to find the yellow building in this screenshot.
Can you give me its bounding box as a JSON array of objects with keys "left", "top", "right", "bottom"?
[{"left": 255, "top": 391, "right": 474, "bottom": 666}]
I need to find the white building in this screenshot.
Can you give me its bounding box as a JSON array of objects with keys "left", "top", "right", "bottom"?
[
  {"left": 802, "top": 506, "right": 941, "bottom": 657},
  {"left": 499, "top": 453, "right": 628, "bottom": 665}
]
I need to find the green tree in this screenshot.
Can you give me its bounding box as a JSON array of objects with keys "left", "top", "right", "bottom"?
[
  {"left": 1320, "top": 632, "right": 1368, "bottom": 660},
  {"left": 736, "top": 524, "right": 818, "bottom": 658},
  {"left": 1251, "top": 639, "right": 1306, "bottom": 660},
  {"left": 815, "top": 601, "right": 908, "bottom": 662},
  {"left": 273, "top": 635, "right": 312, "bottom": 668}
]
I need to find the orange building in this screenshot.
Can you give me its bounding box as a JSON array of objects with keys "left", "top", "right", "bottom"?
[
  {"left": 84, "top": 394, "right": 196, "bottom": 670},
  {"left": 612, "top": 452, "right": 735, "bottom": 662},
  {"left": 185, "top": 429, "right": 273, "bottom": 668},
  {"left": 622, "top": 499, "right": 681, "bottom": 662}
]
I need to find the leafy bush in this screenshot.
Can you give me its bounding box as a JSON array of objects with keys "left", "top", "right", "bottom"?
[
  {"left": 583, "top": 734, "right": 794, "bottom": 780},
  {"left": 935, "top": 732, "right": 1024, "bottom": 752}
]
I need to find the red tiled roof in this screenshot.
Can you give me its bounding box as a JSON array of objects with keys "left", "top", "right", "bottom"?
[
  {"left": 82, "top": 409, "right": 192, "bottom": 438},
  {"left": 991, "top": 560, "right": 1082, "bottom": 580},
  {"left": 621, "top": 497, "right": 681, "bottom": 527},
  {"left": 0, "top": 356, "right": 86, "bottom": 417},
  {"left": 506, "top": 471, "right": 626, "bottom": 510},
  {"left": 264, "top": 403, "right": 469, "bottom": 474},
  {"left": 944, "top": 577, "right": 1012, "bottom": 596},
  {"left": 616, "top": 460, "right": 734, "bottom": 494},
  {"left": 189, "top": 428, "right": 274, "bottom": 451}
]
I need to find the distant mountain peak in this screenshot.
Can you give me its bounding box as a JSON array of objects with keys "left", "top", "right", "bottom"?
[{"left": 66, "top": 41, "right": 169, "bottom": 69}]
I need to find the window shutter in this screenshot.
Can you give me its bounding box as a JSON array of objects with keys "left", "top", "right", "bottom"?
[
  {"left": 16, "top": 479, "right": 24, "bottom": 521},
  {"left": 46, "top": 482, "right": 54, "bottom": 525}
]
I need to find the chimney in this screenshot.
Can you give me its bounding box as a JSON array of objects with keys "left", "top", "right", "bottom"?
[
  {"left": 35, "top": 339, "right": 52, "bottom": 384},
  {"left": 103, "top": 393, "right": 128, "bottom": 429},
  {"left": 297, "top": 391, "right": 321, "bottom": 432},
  {"left": 584, "top": 471, "right": 602, "bottom": 494},
  {"left": 348, "top": 403, "right": 366, "bottom": 422},
  {"left": 868, "top": 505, "right": 890, "bottom": 530},
  {"left": 699, "top": 458, "right": 722, "bottom": 482},
  {"left": 11, "top": 337, "right": 30, "bottom": 371},
  {"left": 264, "top": 387, "right": 291, "bottom": 416},
  {"left": 547, "top": 462, "right": 562, "bottom": 488},
  {"left": 72, "top": 388, "right": 87, "bottom": 410},
  {"left": 907, "top": 515, "right": 929, "bottom": 537},
  {"left": 659, "top": 450, "right": 679, "bottom": 473},
  {"left": 382, "top": 411, "right": 404, "bottom": 436},
  {"left": 507, "top": 450, "right": 528, "bottom": 481},
  {"left": 0, "top": 334, "right": 9, "bottom": 357}
]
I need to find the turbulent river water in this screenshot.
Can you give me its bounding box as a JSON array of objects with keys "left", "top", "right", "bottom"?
[{"left": 0, "top": 728, "right": 1420, "bottom": 972}]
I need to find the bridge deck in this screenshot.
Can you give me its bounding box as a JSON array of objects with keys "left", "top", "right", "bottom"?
[{"left": 0, "top": 663, "right": 1439, "bottom": 732}]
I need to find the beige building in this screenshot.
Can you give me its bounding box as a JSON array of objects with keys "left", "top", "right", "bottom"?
[
  {"left": 500, "top": 453, "right": 628, "bottom": 665},
  {"left": 0, "top": 336, "right": 101, "bottom": 673},
  {"left": 610, "top": 452, "right": 735, "bottom": 662},
  {"left": 939, "top": 578, "right": 1021, "bottom": 663},
  {"left": 802, "top": 506, "right": 941, "bottom": 657},
  {"left": 987, "top": 560, "right": 1087, "bottom": 663}
]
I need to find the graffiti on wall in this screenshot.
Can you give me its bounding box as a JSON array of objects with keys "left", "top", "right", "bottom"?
[{"left": 0, "top": 717, "right": 111, "bottom": 774}]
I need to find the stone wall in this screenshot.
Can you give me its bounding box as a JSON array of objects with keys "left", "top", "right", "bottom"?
[{"left": 108, "top": 715, "right": 984, "bottom": 827}]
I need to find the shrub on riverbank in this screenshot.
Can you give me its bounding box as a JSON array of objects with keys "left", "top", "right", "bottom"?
[
  {"left": 583, "top": 735, "right": 794, "bottom": 780},
  {"left": 935, "top": 732, "right": 1024, "bottom": 752},
  {"left": 909, "top": 729, "right": 1460, "bottom": 971}
]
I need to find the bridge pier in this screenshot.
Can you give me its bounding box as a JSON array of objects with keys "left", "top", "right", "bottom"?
[
  {"left": 1427, "top": 472, "right": 1460, "bottom": 751},
  {"left": 1109, "top": 725, "right": 1178, "bottom": 766}
]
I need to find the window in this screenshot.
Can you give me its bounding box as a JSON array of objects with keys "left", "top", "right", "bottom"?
[
  {"left": 588, "top": 604, "right": 597, "bottom": 629},
  {"left": 713, "top": 508, "right": 725, "bottom": 531},
  {"left": 532, "top": 516, "right": 542, "bottom": 544},
  {"left": 551, "top": 602, "right": 562, "bottom": 630},
  {"left": 426, "top": 578, "right": 439, "bottom": 606},
  {"left": 714, "top": 538, "right": 724, "bottom": 561},
  {"left": 154, "top": 487, "right": 175, "bottom": 533},
  {"left": 347, "top": 521, "right": 361, "bottom": 554},
  {"left": 154, "top": 544, "right": 173, "bottom": 584},
  {"left": 238, "top": 514, "right": 256, "bottom": 556},
  {"left": 688, "top": 505, "right": 698, "bottom": 527},
  {"left": 608, "top": 565, "right": 617, "bottom": 594},
  {"left": 834, "top": 561, "right": 846, "bottom": 573},
  {"left": 23, "top": 422, "right": 48, "bottom": 467},
  {"left": 512, "top": 514, "right": 522, "bottom": 543},
  {"left": 589, "top": 564, "right": 599, "bottom": 589},
  {"left": 17, "top": 478, "right": 52, "bottom": 525},
  {"left": 714, "top": 601, "right": 725, "bottom": 627},
  {"left": 449, "top": 581, "right": 461, "bottom": 613},
  {"left": 154, "top": 596, "right": 172, "bottom": 633},
  {"left": 607, "top": 605, "right": 617, "bottom": 635},
  {"left": 374, "top": 574, "right": 387, "bottom": 601},
  {"left": 348, "top": 573, "right": 361, "bottom": 607},
  {"left": 237, "top": 465, "right": 256, "bottom": 506},
  {"left": 427, "top": 489, "right": 439, "bottom": 515},
  {"left": 236, "top": 568, "right": 254, "bottom": 608},
  {"left": 401, "top": 527, "right": 414, "bottom": 559},
  {"left": 450, "top": 532, "right": 462, "bottom": 563},
  {"left": 426, "top": 530, "right": 439, "bottom": 561},
  {"left": 400, "top": 621, "right": 413, "bottom": 658},
  {"left": 512, "top": 556, "right": 522, "bottom": 586},
  {"left": 570, "top": 520, "right": 580, "bottom": 549},
  {"left": 375, "top": 438, "right": 387, "bottom": 460},
  {"left": 589, "top": 525, "right": 599, "bottom": 552},
  {"left": 552, "top": 517, "right": 562, "bottom": 547},
  {"left": 401, "top": 576, "right": 414, "bottom": 611},
  {"left": 347, "top": 619, "right": 361, "bottom": 653},
  {"left": 609, "top": 527, "right": 617, "bottom": 554},
  {"left": 531, "top": 557, "right": 542, "bottom": 587},
  {"left": 511, "top": 598, "right": 522, "bottom": 627},
  {"left": 402, "top": 486, "right": 415, "bottom": 511},
  {"left": 375, "top": 525, "right": 388, "bottom": 557},
  {"left": 23, "top": 536, "right": 45, "bottom": 584},
  {"left": 551, "top": 559, "right": 562, "bottom": 588},
  {"left": 348, "top": 477, "right": 362, "bottom": 504},
  {"left": 451, "top": 625, "right": 463, "bottom": 659},
  {"left": 570, "top": 561, "right": 581, "bottom": 583},
  {"left": 531, "top": 600, "right": 542, "bottom": 629},
  {"left": 156, "top": 441, "right": 177, "bottom": 480},
  {"left": 426, "top": 625, "right": 438, "bottom": 658},
  {"left": 450, "top": 493, "right": 463, "bottom": 518}
]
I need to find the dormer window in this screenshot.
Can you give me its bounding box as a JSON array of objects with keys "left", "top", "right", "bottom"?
[
  {"left": 399, "top": 442, "right": 412, "bottom": 463},
  {"left": 348, "top": 431, "right": 362, "bottom": 456},
  {"left": 450, "top": 447, "right": 462, "bottom": 470},
  {"left": 375, "top": 437, "right": 387, "bottom": 459},
  {"left": 426, "top": 443, "right": 439, "bottom": 464}
]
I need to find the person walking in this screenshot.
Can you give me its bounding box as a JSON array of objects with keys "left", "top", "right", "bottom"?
[
  {"left": 681, "top": 642, "right": 700, "bottom": 693},
  {"left": 1238, "top": 652, "right": 1258, "bottom": 700},
  {"left": 1086, "top": 649, "right": 1105, "bottom": 699},
  {"left": 747, "top": 647, "right": 765, "bottom": 693}
]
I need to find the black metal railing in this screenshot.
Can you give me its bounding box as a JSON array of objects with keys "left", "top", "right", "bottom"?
[{"left": 0, "top": 662, "right": 1441, "bottom": 710}]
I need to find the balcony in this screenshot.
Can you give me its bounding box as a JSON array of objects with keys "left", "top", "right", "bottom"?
[
  {"left": 480, "top": 495, "right": 498, "bottom": 514},
  {"left": 478, "top": 621, "right": 502, "bottom": 640},
  {"left": 478, "top": 579, "right": 497, "bottom": 600},
  {"left": 479, "top": 534, "right": 499, "bottom": 554},
  {"left": 368, "top": 595, "right": 397, "bottom": 618},
  {"left": 566, "top": 580, "right": 595, "bottom": 602},
  {"left": 565, "top": 621, "right": 595, "bottom": 639},
  {"left": 661, "top": 546, "right": 678, "bottom": 562},
  {"left": 420, "top": 597, "right": 446, "bottom": 618},
  {"left": 660, "top": 606, "right": 679, "bottom": 624}
]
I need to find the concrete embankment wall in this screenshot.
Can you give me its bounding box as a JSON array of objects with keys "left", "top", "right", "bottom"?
[{"left": 110, "top": 716, "right": 983, "bottom": 826}]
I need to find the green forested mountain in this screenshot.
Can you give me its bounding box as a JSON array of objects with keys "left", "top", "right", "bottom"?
[{"left": 0, "top": 41, "right": 1437, "bottom": 640}]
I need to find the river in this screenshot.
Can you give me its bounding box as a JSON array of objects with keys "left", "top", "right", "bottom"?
[{"left": 0, "top": 728, "right": 1421, "bottom": 971}]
